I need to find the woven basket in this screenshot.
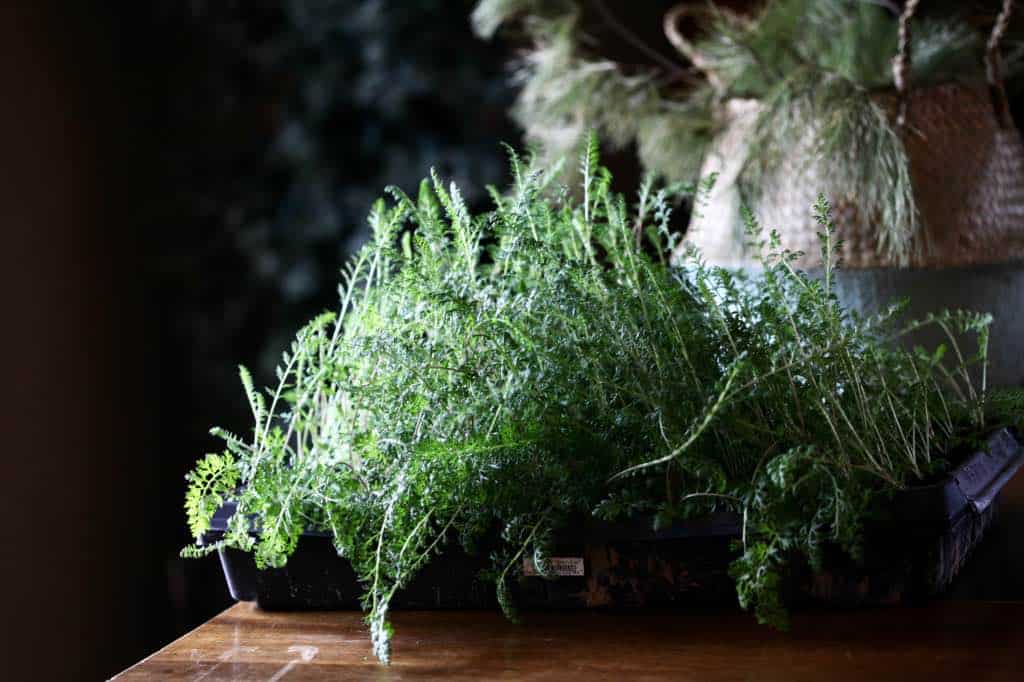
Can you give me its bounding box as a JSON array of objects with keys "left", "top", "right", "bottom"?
[{"left": 670, "top": 4, "right": 1024, "bottom": 270}]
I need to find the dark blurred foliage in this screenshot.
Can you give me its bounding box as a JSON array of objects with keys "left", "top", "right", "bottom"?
[
  {"left": 149, "top": 0, "right": 518, "bottom": 413},
  {"left": 114, "top": 0, "right": 519, "bottom": 671}
]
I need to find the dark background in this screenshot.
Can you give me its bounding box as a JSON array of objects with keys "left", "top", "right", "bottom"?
[{"left": 0, "top": 1, "right": 524, "bottom": 678}]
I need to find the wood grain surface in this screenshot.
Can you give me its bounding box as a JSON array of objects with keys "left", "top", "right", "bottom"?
[{"left": 114, "top": 599, "right": 1024, "bottom": 681}]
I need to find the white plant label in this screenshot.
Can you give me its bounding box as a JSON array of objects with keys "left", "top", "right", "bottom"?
[{"left": 522, "top": 557, "right": 585, "bottom": 577}]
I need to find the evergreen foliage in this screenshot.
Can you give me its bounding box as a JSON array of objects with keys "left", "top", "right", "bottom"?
[
  {"left": 183, "top": 140, "right": 1011, "bottom": 663},
  {"left": 475, "top": 0, "right": 1024, "bottom": 261}
]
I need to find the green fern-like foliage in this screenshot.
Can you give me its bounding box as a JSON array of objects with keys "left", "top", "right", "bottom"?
[
  {"left": 183, "top": 140, "right": 1004, "bottom": 663},
  {"left": 476, "top": 0, "right": 1023, "bottom": 261},
  {"left": 183, "top": 452, "right": 239, "bottom": 540}
]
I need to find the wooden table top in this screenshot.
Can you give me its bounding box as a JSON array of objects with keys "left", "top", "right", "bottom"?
[
  {"left": 115, "top": 599, "right": 1024, "bottom": 681},
  {"left": 113, "top": 446, "right": 1024, "bottom": 680}
]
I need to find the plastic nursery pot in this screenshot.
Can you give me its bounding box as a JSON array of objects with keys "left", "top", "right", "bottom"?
[{"left": 203, "top": 428, "right": 1023, "bottom": 612}]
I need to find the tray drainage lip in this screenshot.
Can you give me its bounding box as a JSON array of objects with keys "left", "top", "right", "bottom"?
[{"left": 953, "top": 427, "right": 1024, "bottom": 514}]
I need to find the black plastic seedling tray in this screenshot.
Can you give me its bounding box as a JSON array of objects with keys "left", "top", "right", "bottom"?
[
  {"left": 210, "top": 512, "right": 496, "bottom": 610},
  {"left": 204, "top": 428, "right": 1023, "bottom": 611}
]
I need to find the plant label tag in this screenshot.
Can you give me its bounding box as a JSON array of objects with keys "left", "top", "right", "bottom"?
[{"left": 522, "top": 556, "right": 585, "bottom": 577}]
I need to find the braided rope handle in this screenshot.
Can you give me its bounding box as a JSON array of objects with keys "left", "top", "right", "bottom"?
[
  {"left": 892, "top": 0, "right": 921, "bottom": 126},
  {"left": 663, "top": 4, "right": 745, "bottom": 95},
  {"left": 987, "top": 0, "right": 1015, "bottom": 86},
  {"left": 892, "top": 0, "right": 921, "bottom": 95},
  {"left": 987, "top": 0, "right": 1016, "bottom": 127},
  {"left": 895, "top": 0, "right": 1016, "bottom": 126}
]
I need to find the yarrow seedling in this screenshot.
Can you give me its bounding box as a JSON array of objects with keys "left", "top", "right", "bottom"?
[{"left": 184, "top": 139, "right": 1008, "bottom": 663}]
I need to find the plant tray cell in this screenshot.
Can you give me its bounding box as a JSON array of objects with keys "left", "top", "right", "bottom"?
[{"left": 204, "top": 428, "right": 1023, "bottom": 611}]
